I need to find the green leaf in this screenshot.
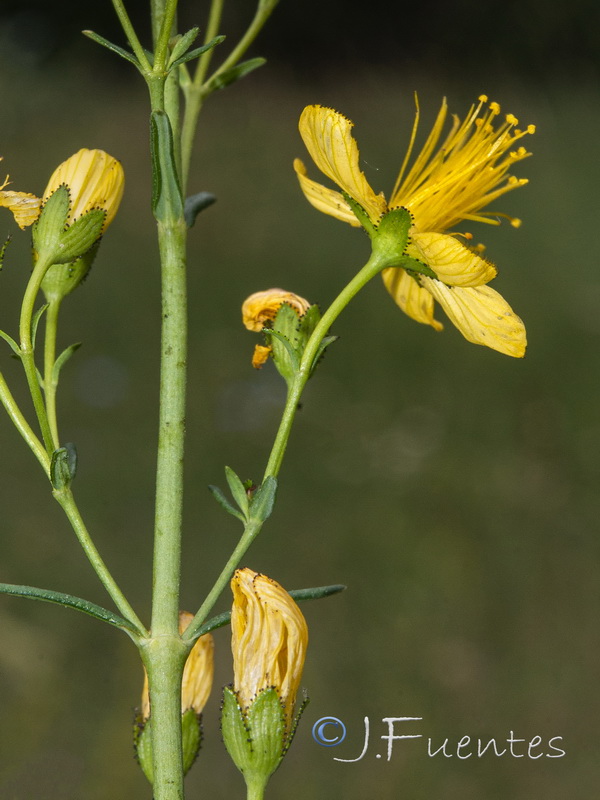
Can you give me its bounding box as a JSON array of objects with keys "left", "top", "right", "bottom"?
[
  {"left": 52, "top": 342, "right": 82, "bottom": 385},
  {"left": 184, "top": 192, "right": 216, "bottom": 227},
  {"left": 150, "top": 111, "right": 184, "bottom": 222},
  {"left": 0, "top": 329, "right": 20, "bottom": 356},
  {"left": 206, "top": 57, "right": 266, "bottom": 91},
  {"left": 31, "top": 304, "right": 49, "bottom": 349},
  {"left": 225, "top": 466, "right": 250, "bottom": 518},
  {"left": 170, "top": 35, "right": 226, "bottom": 69},
  {"left": 249, "top": 475, "right": 277, "bottom": 523},
  {"left": 83, "top": 30, "right": 140, "bottom": 67},
  {"left": 168, "top": 27, "right": 200, "bottom": 65},
  {"left": 208, "top": 484, "right": 246, "bottom": 523},
  {"left": 50, "top": 443, "right": 77, "bottom": 489},
  {"left": 192, "top": 583, "right": 346, "bottom": 639},
  {"left": 0, "top": 582, "right": 137, "bottom": 633}
]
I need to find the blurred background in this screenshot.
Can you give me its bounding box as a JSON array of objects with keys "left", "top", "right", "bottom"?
[{"left": 0, "top": 0, "right": 598, "bottom": 798}]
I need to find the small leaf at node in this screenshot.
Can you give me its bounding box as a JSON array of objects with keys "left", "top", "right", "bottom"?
[
  {"left": 208, "top": 484, "right": 246, "bottom": 523},
  {"left": 206, "top": 57, "right": 266, "bottom": 91},
  {"left": 184, "top": 192, "right": 216, "bottom": 227},
  {"left": 225, "top": 466, "right": 250, "bottom": 518}
]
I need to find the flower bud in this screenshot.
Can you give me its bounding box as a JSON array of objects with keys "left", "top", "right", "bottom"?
[
  {"left": 221, "top": 568, "right": 308, "bottom": 795},
  {"left": 135, "top": 612, "right": 214, "bottom": 784}
]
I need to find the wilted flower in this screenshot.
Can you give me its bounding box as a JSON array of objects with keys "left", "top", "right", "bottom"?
[
  {"left": 294, "top": 97, "right": 534, "bottom": 357},
  {"left": 222, "top": 568, "right": 309, "bottom": 792},
  {"left": 242, "top": 288, "right": 311, "bottom": 332}
]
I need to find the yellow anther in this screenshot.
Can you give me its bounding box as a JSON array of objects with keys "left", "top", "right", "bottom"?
[
  {"left": 526, "top": 124, "right": 536, "bottom": 134},
  {"left": 478, "top": 94, "right": 489, "bottom": 102},
  {"left": 489, "top": 101, "right": 501, "bottom": 115},
  {"left": 505, "top": 113, "right": 519, "bottom": 126}
]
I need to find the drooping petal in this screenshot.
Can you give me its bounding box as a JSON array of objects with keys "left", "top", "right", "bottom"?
[
  {"left": 382, "top": 267, "right": 443, "bottom": 331},
  {"left": 293, "top": 159, "right": 360, "bottom": 226},
  {"left": 421, "top": 278, "right": 526, "bottom": 357},
  {"left": 0, "top": 190, "right": 42, "bottom": 229},
  {"left": 242, "top": 288, "right": 311, "bottom": 332},
  {"left": 298, "top": 105, "right": 387, "bottom": 223},
  {"left": 409, "top": 232, "right": 497, "bottom": 287}
]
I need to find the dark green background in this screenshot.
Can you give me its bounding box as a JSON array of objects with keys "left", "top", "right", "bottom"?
[{"left": 0, "top": 2, "right": 597, "bottom": 798}]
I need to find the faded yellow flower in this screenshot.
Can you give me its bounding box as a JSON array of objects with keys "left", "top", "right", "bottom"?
[
  {"left": 242, "top": 288, "right": 311, "bottom": 332},
  {"left": 230, "top": 567, "right": 308, "bottom": 731},
  {"left": 294, "top": 97, "right": 534, "bottom": 357},
  {"left": 141, "top": 612, "right": 214, "bottom": 720},
  {"left": 0, "top": 149, "right": 124, "bottom": 232}
]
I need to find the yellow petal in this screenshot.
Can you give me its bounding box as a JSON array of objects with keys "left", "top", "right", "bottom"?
[
  {"left": 0, "top": 191, "right": 42, "bottom": 229},
  {"left": 409, "top": 232, "right": 497, "bottom": 287},
  {"left": 43, "top": 148, "right": 124, "bottom": 230},
  {"left": 252, "top": 344, "right": 272, "bottom": 369},
  {"left": 293, "top": 159, "right": 360, "bottom": 226},
  {"left": 298, "top": 105, "right": 387, "bottom": 223},
  {"left": 231, "top": 568, "right": 308, "bottom": 730},
  {"left": 381, "top": 267, "right": 443, "bottom": 331},
  {"left": 421, "top": 278, "right": 526, "bottom": 357},
  {"left": 242, "top": 288, "right": 311, "bottom": 332}
]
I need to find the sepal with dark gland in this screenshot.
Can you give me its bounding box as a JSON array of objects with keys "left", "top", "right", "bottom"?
[{"left": 134, "top": 709, "right": 203, "bottom": 784}]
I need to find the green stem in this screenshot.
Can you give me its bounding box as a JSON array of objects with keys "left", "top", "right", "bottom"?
[
  {"left": 0, "top": 372, "right": 50, "bottom": 474},
  {"left": 43, "top": 299, "right": 62, "bottom": 448},
  {"left": 53, "top": 487, "right": 147, "bottom": 635},
  {"left": 184, "top": 250, "right": 390, "bottom": 643},
  {"left": 111, "top": 0, "right": 152, "bottom": 71},
  {"left": 19, "top": 254, "right": 56, "bottom": 454}
]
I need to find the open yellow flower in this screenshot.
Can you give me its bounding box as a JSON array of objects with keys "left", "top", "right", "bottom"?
[
  {"left": 0, "top": 148, "right": 124, "bottom": 232},
  {"left": 294, "top": 97, "right": 534, "bottom": 357}
]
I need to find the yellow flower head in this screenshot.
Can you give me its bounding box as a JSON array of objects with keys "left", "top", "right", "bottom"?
[
  {"left": 141, "top": 612, "right": 214, "bottom": 720},
  {"left": 0, "top": 148, "right": 124, "bottom": 232},
  {"left": 242, "top": 288, "right": 311, "bottom": 332},
  {"left": 230, "top": 567, "right": 308, "bottom": 730},
  {"left": 294, "top": 97, "right": 534, "bottom": 357}
]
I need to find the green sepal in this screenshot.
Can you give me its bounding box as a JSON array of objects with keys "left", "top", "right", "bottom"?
[
  {"left": 370, "top": 207, "right": 413, "bottom": 268},
  {"left": 184, "top": 192, "right": 216, "bottom": 227},
  {"left": 150, "top": 111, "right": 184, "bottom": 222},
  {"left": 169, "top": 35, "right": 226, "bottom": 69},
  {"left": 83, "top": 30, "right": 140, "bottom": 68},
  {"left": 134, "top": 714, "right": 154, "bottom": 784},
  {"left": 0, "top": 329, "right": 20, "bottom": 356},
  {"left": 0, "top": 234, "right": 11, "bottom": 270},
  {"left": 221, "top": 687, "right": 286, "bottom": 784},
  {"left": 32, "top": 186, "right": 70, "bottom": 257},
  {"left": 225, "top": 466, "right": 250, "bottom": 519},
  {"left": 50, "top": 442, "right": 77, "bottom": 490},
  {"left": 53, "top": 209, "right": 105, "bottom": 263},
  {"left": 189, "top": 583, "right": 346, "bottom": 640},
  {"left": 208, "top": 484, "right": 246, "bottom": 523},
  {"left": 52, "top": 342, "right": 82, "bottom": 385},
  {"left": 310, "top": 334, "right": 338, "bottom": 374},
  {"left": 248, "top": 476, "right": 277, "bottom": 524},
  {"left": 206, "top": 57, "right": 266, "bottom": 92},
  {"left": 268, "top": 303, "right": 306, "bottom": 386},
  {"left": 398, "top": 254, "right": 438, "bottom": 280},
  {"left": 284, "top": 693, "right": 309, "bottom": 754},
  {"left": 341, "top": 191, "right": 377, "bottom": 236},
  {"left": 41, "top": 243, "right": 100, "bottom": 302},
  {"left": 0, "top": 582, "right": 138, "bottom": 633}
]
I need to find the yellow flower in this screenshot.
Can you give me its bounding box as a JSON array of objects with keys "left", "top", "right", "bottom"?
[
  {"left": 0, "top": 148, "right": 124, "bottom": 232},
  {"left": 230, "top": 567, "right": 308, "bottom": 731},
  {"left": 141, "top": 612, "right": 214, "bottom": 720},
  {"left": 294, "top": 97, "right": 534, "bottom": 357},
  {"left": 242, "top": 288, "right": 311, "bottom": 332}
]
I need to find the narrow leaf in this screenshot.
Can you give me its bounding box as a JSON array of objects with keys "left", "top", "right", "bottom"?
[
  {"left": 206, "top": 57, "right": 266, "bottom": 91},
  {"left": 184, "top": 192, "right": 216, "bottom": 227},
  {"left": 82, "top": 30, "right": 140, "bottom": 67},
  {"left": 310, "top": 335, "right": 338, "bottom": 372},
  {"left": 52, "top": 342, "right": 82, "bottom": 384},
  {"left": 150, "top": 111, "right": 184, "bottom": 221},
  {"left": 0, "top": 582, "right": 138, "bottom": 633},
  {"left": 31, "top": 304, "right": 49, "bottom": 349},
  {"left": 0, "top": 329, "right": 20, "bottom": 356},
  {"left": 208, "top": 484, "right": 246, "bottom": 523},
  {"left": 192, "top": 583, "right": 346, "bottom": 639},
  {"left": 224, "top": 466, "right": 250, "bottom": 518},
  {"left": 249, "top": 475, "right": 277, "bottom": 523},
  {"left": 170, "top": 35, "right": 226, "bottom": 69},
  {"left": 168, "top": 27, "right": 200, "bottom": 65}
]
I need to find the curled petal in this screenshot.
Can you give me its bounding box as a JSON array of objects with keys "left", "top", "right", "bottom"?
[
  {"left": 252, "top": 344, "right": 272, "bottom": 369},
  {"left": 409, "top": 232, "right": 497, "bottom": 287},
  {"left": 421, "top": 278, "right": 526, "bottom": 357},
  {"left": 382, "top": 267, "right": 443, "bottom": 331},
  {"left": 298, "top": 105, "right": 387, "bottom": 223},
  {"left": 0, "top": 191, "right": 42, "bottom": 229},
  {"left": 231, "top": 568, "right": 308, "bottom": 729},
  {"left": 242, "top": 288, "right": 311, "bottom": 332},
  {"left": 293, "top": 159, "right": 360, "bottom": 226}
]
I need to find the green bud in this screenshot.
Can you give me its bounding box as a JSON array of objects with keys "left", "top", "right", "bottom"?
[
  {"left": 269, "top": 302, "right": 322, "bottom": 388},
  {"left": 41, "top": 242, "right": 100, "bottom": 303},
  {"left": 134, "top": 710, "right": 203, "bottom": 785}
]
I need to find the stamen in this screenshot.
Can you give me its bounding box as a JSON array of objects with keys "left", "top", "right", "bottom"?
[{"left": 505, "top": 113, "right": 519, "bottom": 126}]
